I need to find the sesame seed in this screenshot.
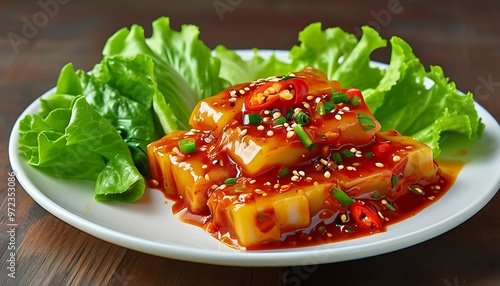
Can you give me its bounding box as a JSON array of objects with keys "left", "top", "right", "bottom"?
[
  {"left": 219, "top": 184, "right": 226, "bottom": 190},
  {"left": 202, "top": 164, "right": 208, "bottom": 169},
  {"left": 338, "top": 110, "right": 344, "bottom": 115},
  {"left": 262, "top": 193, "right": 268, "bottom": 197},
  {"left": 377, "top": 211, "right": 385, "bottom": 220},
  {"left": 286, "top": 131, "right": 295, "bottom": 139},
  {"left": 313, "top": 181, "right": 319, "bottom": 186},
  {"left": 342, "top": 106, "right": 350, "bottom": 111},
  {"left": 302, "top": 102, "right": 310, "bottom": 109},
  {"left": 435, "top": 185, "right": 441, "bottom": 190},
  {"left": 264, "top": 182, "right": 271, "bottom": 186},
  {"left": 320, "top": 158, "right": 328, "bottom": 166},
  {"left": 272, "top": 112, "right": 282, "bottom": 119},
  {"left": 229, "top": 90, "right": 237, "bottom": 96},
  {"left": 393, "top": 155, "right": 401, "bottom": 162},
  {"left": 350, "top": 147, "right": 357, "bottom": 153},
  {"left": 257, "top": 125, "right": 265, "bottom": 131},
  {"left": 346, "top": 166, "right": 356, "bottom": 171},
  {"left": 324, "top": 171, "right": 331, "bottom": 178},
  {"left": 249, "top": 179, "right": 257, "bottom": 184},
  {"left": 239, "top": 89, "right": 245, "bottom": 95},
  {"left": 184, "top": 131, "right": 194, "bottom": 136},
  {"left": 340, "top": 214, "right": 347, "bottom": 222},
  {"left": 264, "top": 110, "right": 270, "bottom": 115},
  {"left": 172, "top": 147, "right": 180, "bottom": 154},
  {"left": 327, "top": 233, "right": 333, "bottom": 238},
  {"left": 375, "top": 162, "right": 384, "bottom": 168},
  {"left": 244, "top": 87, "right": 250, "bottom": 91},
  {"left": 291, "top": 175, "right": 300, "bottom": 182},
  {"left": 298, "top": 170, "right": 306, "bottom": 177},
  {"left": 255, "top": 188, "right": 264, "bottom": 194},
  {"left": 305, "top": 177, "right": 313, "bottom": 182},
  {"left": 405, "top": 145, "right": 413, "bottom": 149},
  {"left": 338, "top": 165, "right": 345, "bottom": 170},
  {"left": 228, "top": 97, "right": 237, "bottom": 102},
  {"left": 204, "top": 174, "right": 210, "bottom": 181},
  {"left": 306, "top": 95, "right": 314, "bottom": 101},
  {"left": 293, "top": 170, "right": 299, "bottom": 176},
  {"left": 240, "top": 129, "right": 248, "bottom": 137},
  {"left": 267, "top": 130, "right": 274, "bottom": 137},
  {"left": 335, "top": 114, "right": 342, "bottom": 120}
]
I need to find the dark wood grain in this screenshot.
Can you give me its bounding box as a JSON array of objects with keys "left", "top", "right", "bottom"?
[{"left": 1, "top": 0, "right": 499, "bottom": 285}]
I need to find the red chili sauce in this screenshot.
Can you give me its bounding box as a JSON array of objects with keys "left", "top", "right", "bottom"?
[{"left": 147, "top": 68, "right": 465, "bottom": 250}]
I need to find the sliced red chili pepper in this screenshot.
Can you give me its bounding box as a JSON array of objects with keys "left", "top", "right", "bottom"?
[
  {"left": 285, "top": 78, "right": 309, "bottom": 106},
  {"left": 348, "top": 202, "right": 383, "bottom": 230},
  {"left": 373, "top": 143, "right": 392, "bottom": 159},
  {"left": 245, "top": 78, "right": 309, "bottom": 111}
]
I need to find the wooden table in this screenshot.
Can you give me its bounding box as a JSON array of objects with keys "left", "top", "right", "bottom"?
[{"left": 1, "top": 1, "right": 499, "bottom": 285}]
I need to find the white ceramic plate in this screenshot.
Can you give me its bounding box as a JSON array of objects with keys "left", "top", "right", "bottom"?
[{"left": 8, "top": 51, "right": 500, "bottom": 267}]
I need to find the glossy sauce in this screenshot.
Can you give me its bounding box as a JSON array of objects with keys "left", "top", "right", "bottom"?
[{"left": 147, "top": 68, "right": 465, "bottom": 250}]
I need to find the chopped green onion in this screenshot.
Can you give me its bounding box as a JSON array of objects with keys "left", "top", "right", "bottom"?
[
  {"left": 332, "top": 152, "right": 343, "bottom": 164},
  {"left": 330, "top": 188, "right": 355, "bottom": 206},
  {"left": 316, "top": 101, "right": 336, "bottom": 115},
  {"left": 356, "top": 113, "right": 376, "bottom": 131},
  {"left": 364, "top": 151, "right": 374, "bottom": 158},
  {"left": 277, "top": 167, "right": 289, "bottom": 178},
  {"left": 331, "top": 91, "right": 349, "bottom": 104},
  {"left": 343, "top": 225, "right": 354, "bottom": 233},
  {"left": 271, "top": 108, "right": 281, "bottom": 115},
  {"left": 293, "top": 124, "right": 316, "bottom": 150},
  {"left": 350, "top": 95, "right": 361, "bottom": 106},
  {"left": 243, "top": 113, "right": 262, "bottom": 125},
  {"left": 316, "top": 102, "right": 326, "bottom": 115},
  {"left": 317, "top": 226, "right": 327, "bottom": 235},
  {"left": 282, "top": 74, "right": 296, "bottom": 81},
  {"left": 178, "top": 138, "right": 197, "bottom": 154},
  {"left": 286, "top": 108, "right": 295, "bottom": 120},
  {"left": 384, "top": 200, "right": 397, "bottom": 212},
  {"left": 295, "top": 111, "right": 310, "bottom": 126},
  {"left": 341, "top": 149, "right": 354, "bottom": 158},
  {"left": 323, "top": 102, "right": 336, "bottom": 113},
  {"left": 409, "top": 184, "right": 425, "bottom": 195},
  {"left": 274, "top": 116, "right": 287, "bottom": 126},
  {"left": 391, "top": 175, "right": 398, "bottom": 188},
  {"left": 224, "top": 177, "right": 238, "bottom": 185}
]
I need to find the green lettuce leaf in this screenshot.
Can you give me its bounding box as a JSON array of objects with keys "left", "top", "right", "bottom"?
[
  {"left": 215, "top": 47, "right": 293, "bottom": 84},
  {"left": 289, "top": 24, "right": 387, "bottom": 90},
  {"left": 19, "top": 96, "right": 144, "bottom": 202},
  {"left": 55, "top": 55, "right": 166, "bottom": 176},
  {"left": 102, "top": 16, "right": 229, "bottom": 131},
  {"left": 372, "top": 37, "right": 484, "bottom": 156}
]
